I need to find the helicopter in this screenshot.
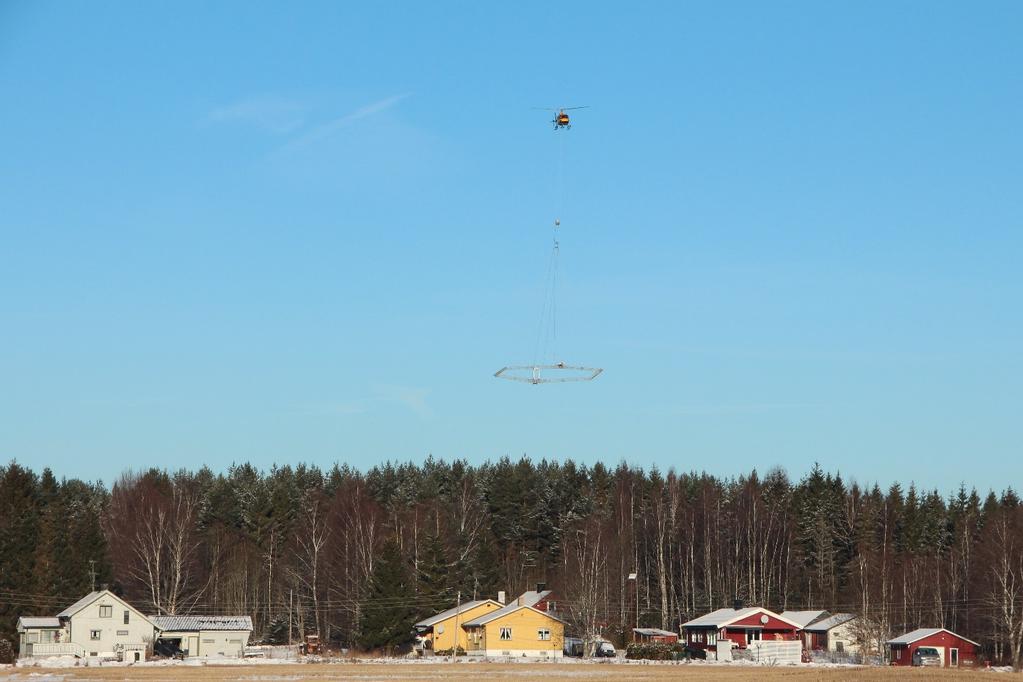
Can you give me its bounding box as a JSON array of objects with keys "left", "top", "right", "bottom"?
[{"left": 534, "top": 106, "right": 588, "bottom": 130}]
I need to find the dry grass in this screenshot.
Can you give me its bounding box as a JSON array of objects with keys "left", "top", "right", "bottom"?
[{"left": 5, "top": 661, "right": 1001, "bottom": 682}]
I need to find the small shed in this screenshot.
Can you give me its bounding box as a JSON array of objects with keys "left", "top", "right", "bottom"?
[
  {"left": 633, "top": 627, "right": 679, "bottom": 644},
  {"left": 887, "top": 628, "right": 979, "bottom": 667},
  {"left": 803, "top": 613, "right": 858, "bottom": 654}
]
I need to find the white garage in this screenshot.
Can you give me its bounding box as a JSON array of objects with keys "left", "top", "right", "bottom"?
[{"left": 151, "top": 615, "right": 253, "bottom": 659}]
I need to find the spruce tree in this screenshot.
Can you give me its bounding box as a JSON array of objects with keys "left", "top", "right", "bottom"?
[
  {"left": 358, "top": 538, "right": 415, "bottom": 651},
  {"left": 0, "top": 463, "right": 40, "bottom": 647},
  {"left": 417, "top": 531, "right": 452, "bottom": 618}
]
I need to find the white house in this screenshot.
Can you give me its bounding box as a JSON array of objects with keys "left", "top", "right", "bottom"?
[
  {"left": 18, "top": 590, "right": 156, "bottom": 661},
  {"left": 17, "top": 590, "right": 254, "bottom": 661},
  {"left": 150, "top": 615, "right": 253, "bottom": 658}
]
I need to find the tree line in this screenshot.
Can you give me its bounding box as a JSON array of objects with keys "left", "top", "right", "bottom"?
[{"left": 2, "top": 458, "right": 1023, "bottom": 667}]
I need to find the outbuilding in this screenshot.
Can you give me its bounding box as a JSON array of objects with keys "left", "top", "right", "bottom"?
[
  {"left": 632, "top": 627, "right": 678, "bottom": 644},
  {"left": 887, "top": 628, "right": 979, "bottom": 667},
  {"left": 802, "top": 613, "right": 859, "bottom": 654},
  {"left": 150, "top": 615, "right": 253, "bottom": 659}
]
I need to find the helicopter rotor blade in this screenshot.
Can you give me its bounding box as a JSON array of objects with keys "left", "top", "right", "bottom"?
[{"left": 560, "top": 106, "right": 589, "bottom": 111}]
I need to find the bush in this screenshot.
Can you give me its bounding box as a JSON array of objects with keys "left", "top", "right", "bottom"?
[
  {"left": 433, "top": 646, "right": 466, "bottom": 656},
  {"left": 0, "top": 639, "right": 14, "bottom": 664},
  {"left": 625, "top": 642, "right": 686, "bottom": 660}
]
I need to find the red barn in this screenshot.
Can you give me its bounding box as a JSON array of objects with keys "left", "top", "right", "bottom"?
[
  {"left": 887, "top": 628, "right": 980, "bottom": 667},
  {"left": 682, "top": 606, "right": 800, "bottom": 652}
]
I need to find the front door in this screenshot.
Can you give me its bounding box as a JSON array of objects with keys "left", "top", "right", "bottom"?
[{"left": 950, "top": 648, "right": 958, "bottom": 667}]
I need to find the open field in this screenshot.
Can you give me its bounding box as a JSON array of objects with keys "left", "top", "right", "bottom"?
[{"left": 0, "top": 662, "right": 1006, "bottom": 682}]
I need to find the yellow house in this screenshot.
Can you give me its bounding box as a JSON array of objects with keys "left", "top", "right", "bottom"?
[
  {"left": 413, "top": 599, "right": 502, "bottom": 652},
  {"left": 462, "top": 601, "right": 566, "bottom": 658}
]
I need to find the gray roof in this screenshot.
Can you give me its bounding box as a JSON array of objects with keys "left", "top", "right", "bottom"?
[
  {"left": 414, "top": 600, "right": 498, "bottom": 628},
  {"left": 633, "top": 628, "right": 678, "bottom": 637},
  {"left": 887, "top": 627, "right": 979, "bottom": 647},
  {"left": 514, "top": 590, "right": 552, "bottom": 607},
  {"left": 462, "top": 603, "right": 566, "bottom": 627},
  {"left": 682, "top": 606, "right": 802, "bottom": 629},
  {"left": 462, "top": 591, "right": 564, "bottom": 627},
  {"left": 18, "top": 617, "right": 61, "bottom": 629},
  {"left": 779, "top": 610, "right": 830, "bottom": 628},
  {"left": 56, "top": 591, "right": 104, "bottom": 618},
  {"left": 151, "top": 615, "right": 253, "bottom": 632},
  {"left": 804, "top": 613, "right": 856, "bottom": 632},
  {"left": 462, "top": 590, "right": 555, "bottom": 627}
]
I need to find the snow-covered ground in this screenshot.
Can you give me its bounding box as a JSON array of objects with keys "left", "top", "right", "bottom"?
[{"left": 3, "top": 654, "right": 1016, "bottom": 675}]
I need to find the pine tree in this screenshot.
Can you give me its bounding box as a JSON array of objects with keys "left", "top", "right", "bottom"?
[{"left": 358, "top": 538, "right": 415, "bottom": 651}]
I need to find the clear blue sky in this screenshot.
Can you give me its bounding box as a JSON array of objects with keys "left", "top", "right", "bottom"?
[{"left": 2, "top": 1, "right": 1020, "bottom": 493}]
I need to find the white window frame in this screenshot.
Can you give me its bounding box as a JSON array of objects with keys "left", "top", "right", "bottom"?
[
  {"left": 99, "top": 605, "right": 112, "bottom": 618},
  {"left": 707, "top": 630, "right": 717, "bottom": 645},
  {"left": 124, "top": 610, "right": 130, "bottom": 624},
  {"left": 27, "top": 632, "right": 39, "bottom": 643},
  {"left": 90, "top": 630, "right": 102, "bottom": 640},
  {"left": 116, "top": 630, "right": 129, "bottom": 636},
  {"left": 499, "top": 627, "right": 512, "bottom": 641},
  {"left": 538, "top": 628, "right": 551, "bottom": 641}
]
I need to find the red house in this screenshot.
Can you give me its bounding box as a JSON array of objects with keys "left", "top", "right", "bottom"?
[
  {"left": 887, "top": 628, "right": 980, "bottom": 667},
  {"left": 681, "top": 606, "right": 801, "bottom": 651}
]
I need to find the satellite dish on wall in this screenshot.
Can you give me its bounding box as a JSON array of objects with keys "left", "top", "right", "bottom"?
[
  {"left": 437, "top": 624, "right": 445, "bottom": 634},
  {"left": 760, "top": 614, "right": 769, "bottom": 625}
]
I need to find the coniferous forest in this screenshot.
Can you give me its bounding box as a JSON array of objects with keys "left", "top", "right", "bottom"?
[{"left": 2, "top": 458, "right": 1023, "bottom": 666}]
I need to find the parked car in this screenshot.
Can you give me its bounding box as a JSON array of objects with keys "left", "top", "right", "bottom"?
[
  {"left": 595, "top": 641, "right": 616, "bottom": 657},
  {"left": 912, "top": 647, "right": 942, "bottom": 667}
]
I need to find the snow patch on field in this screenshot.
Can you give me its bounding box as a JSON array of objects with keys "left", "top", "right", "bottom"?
[{"left": 0, "top": 673, "right": 68, "bottom": 682}]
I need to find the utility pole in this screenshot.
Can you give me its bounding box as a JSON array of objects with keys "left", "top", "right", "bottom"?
[
  {"left": 288, "top": 589, "right": 294, "bottom": 646},
  {"left": 453, "top": 591, "right": 461, "bottom": 654},
  {"left": 627, "top": 571, "right": 638, "bottom": 642}
]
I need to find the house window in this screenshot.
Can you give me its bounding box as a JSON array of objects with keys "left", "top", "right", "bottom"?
[
  {"left": 836, "top": 641, "right": 844, "bottom": 653},
  {"left": 90, "top": 630, "right": 102, "bottom": 640},
  {"left": 228, "top": 639, "right": 241, "bottom": 644},
  {"left": 124, "top": 610, "right": 130, "bottom": 624},
  {"left": 27, "top": 633, "right": 39, "bottom": 643},
  {"left": 99, "top": 605, "right": 112, "bottom": 618},
  {"left": 547, "top": 601, "right": 557, "bottom": 612},
  {"left": 499, "top": 627, "right": 512, "bottom": 641},
  {"left": 203, "top": 639, "right": 215, "bottom": 644},
  {"left": 746, "top": 629, "right": 761, "bottom": 644},
  {"left": 708, "top": 631, "right": 717, "bottom": 645},
  {"left": 117, "top": 630, "right": 129, "bottom": 636},
  {"left": 538, "top": 629, "right": 551, "bottom": 641}
]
